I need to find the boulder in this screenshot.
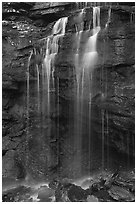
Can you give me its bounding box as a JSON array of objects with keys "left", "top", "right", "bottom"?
[
  {"left": 37, "top": 185, "right": 54, "bottom": 201},
  {"left": 108, "top": 185, "right": 135, "bottom": 201}
]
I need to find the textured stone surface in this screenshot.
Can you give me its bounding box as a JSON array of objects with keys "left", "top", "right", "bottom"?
[{"left": 2, "top": 150, "right": 17, "bottom": 178}]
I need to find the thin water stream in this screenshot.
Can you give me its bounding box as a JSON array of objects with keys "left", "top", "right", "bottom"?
[{"left": 26, "top": 50, "right": 33, "bottom": 168}]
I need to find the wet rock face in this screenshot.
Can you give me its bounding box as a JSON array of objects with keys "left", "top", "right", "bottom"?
[
  {"left": 94, "top": 8, "right": 134, "bottom": 156},
  {"left": 2, "top": 2, "right": 58, "bottom": 178},
  {"left": 53, "top": 5, "right": 135, "bottom": 157},
  {"left": 2, "top": 2, "right": 135, "bottom": 179},
  {"left": 92, "top": 64, "right": 135, "bottom": 156}
]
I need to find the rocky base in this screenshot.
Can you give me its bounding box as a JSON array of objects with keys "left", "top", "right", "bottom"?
[{"left": 2, "top": 169, "right": 135, "bottom": 202}]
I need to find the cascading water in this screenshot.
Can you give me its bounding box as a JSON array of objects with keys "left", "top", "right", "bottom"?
[
  {"left": 43, "top": 17, "right": 68, "bottom": 117},
  {"left": 26, "top": 51, "right": 33, "bottom": 168},
  {"left": 41, "top": 17, "right": 68, "bottom": 176},
  {"left": 74, "top": 8, "right": 85, "bottom": 175},
  {"left": 73, "top": 7, "right": 101, "bottom": 175},
  {"left": 25, "top": 1, "right": 134, "bottom": 184},
  {"left": 26, "top": 5, "right": 115, "bottom": 179},
  {"left": 84, "top": 6, "right": 100, "bottom": 173},
  {"left": 26, "top": 51, "right": 33, "bottom": 123},
  {"left": 52, "top": 17, "right": 68, "bottom": 35},
  {"left": 24, "top": 16, "right": 68, "bottom": 178},
  {"left": 43, "top": 38, "right": 51, "bottom": 116},
  {"left": 82, "top": 7, "right": 100, "bottom": 79}
]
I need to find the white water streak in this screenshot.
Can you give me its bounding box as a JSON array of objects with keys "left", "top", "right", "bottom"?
[
  {"left": 26, "top": 50, "right": 33, "bottom": 166},
  {"left": 52, "top": 17, "right": 68, "bottom": 35},
  {"left": 36, "top": 65, "right": 40, "bottom": 112},
  {"left": 73, "top": 8, "right": 84, "bottom": 173},
  {"left": 83, "top": 7, "right": 100, "bottom": 71},
  {"left": 33, "top": 48, "right": 40, "bottom": 113},
  {"left": 105, "top": 7, "right": 111, "bottom": 28},
  {"left": 43, "top": 17, "right": 68, "bottom": 117}
]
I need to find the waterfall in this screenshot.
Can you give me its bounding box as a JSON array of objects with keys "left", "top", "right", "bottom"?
[
  {"left": 51, "top": 16, "right": 68, "bottom": 64},
  {"left": 93, "top": 7, "right": 100, "bottom": 31},
  {"left": 43, "top": 17, "right": 68, "bottom": 117},
  {"left": 27, "top": 4, "right": 115, "bottom": 177},
  {"left": 41, "top": 17, "right": 68, "bottom": 176},
  {"left": 73, "top": 8, "right": 85, "bottom": 175},
  {"left": 75, "top": 9, "right": 84, "bottom": 83},
  {"left": 34, "top": 48, "right": 40, "bottom": 113},
  {"left": 26, "top": 50, "right": 33, "bottom": 168},
  {"left": 26, "top": 51, "right": 33, "bottom": 121},
  {"left": 73, "top": 6, "right": 101, "bottom": 175},
  {"left": 43, "top": 37, "right": 51, "bottom": 116},
  {"left": 52, "top": 17, "right": 68, "bottom": 35},
  {"left": 84, "top": 6, "right": 100, "bottom": 172},
  {"left": 83, "top": 7, "right": 100, "bottom": 71},
  {"left": 81, "top": 6, "right": 100, "bottom": 100}
]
